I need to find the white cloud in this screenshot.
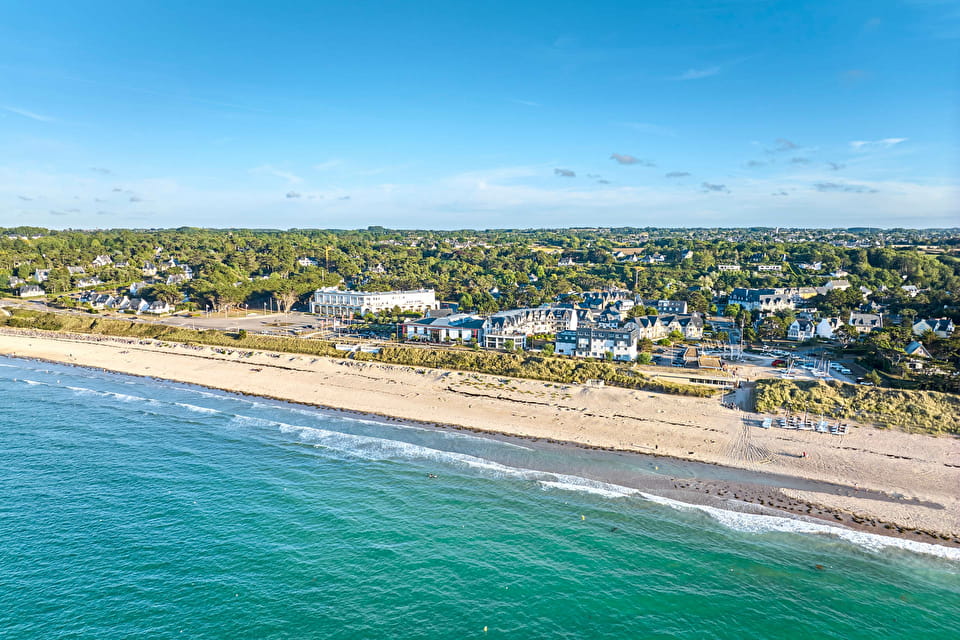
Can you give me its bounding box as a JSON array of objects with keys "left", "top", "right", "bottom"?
[
  {"left": 312, "top": 159, "right": 342, "bottom": 171},
  {"left": 1, "top": 105, "right": 57, "bottom": 122},
  {"left": 678, "top": 66, "right": 720, "bottom": 80},
  {"left": 849, "top": 138, "right": 908, "bottom": 151},
  {"left": 248, "top": 165, "right": 303, "bottom": 184},
  {"left": 2, "top": 164, "right": 957, "bottom": 230}
]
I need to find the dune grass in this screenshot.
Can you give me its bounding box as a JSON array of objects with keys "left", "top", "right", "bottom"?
[
  {"left": 754, "top": 378, "right": 960, "bottom": 435},
  {"left": 1, "top": 309, "right": 715, "bottom": 398}
]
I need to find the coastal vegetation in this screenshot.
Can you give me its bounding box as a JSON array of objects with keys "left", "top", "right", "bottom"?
[
  {"left": 0, "top": 309, "right": 714, "bottom": 397},
  {"left": 753, "top": 378, "right": 960, "bottom": 435},
  {"left": 2, "top": 226, "right": 958, "bottom": 322}
]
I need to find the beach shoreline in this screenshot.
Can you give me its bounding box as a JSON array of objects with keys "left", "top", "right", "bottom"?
[{"left": 2, "top": 328, "right": 958, "bottom": 548}]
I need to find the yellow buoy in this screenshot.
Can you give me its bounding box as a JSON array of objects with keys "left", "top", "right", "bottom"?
[
  {"left": 483, "top": 626, "right": 488, "bottom": 633},
  {"left": 581, "top": 514, "right": 585, "bottom": 520}
]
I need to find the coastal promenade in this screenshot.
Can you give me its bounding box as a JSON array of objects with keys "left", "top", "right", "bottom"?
[{"left": 1, "top": 328, "right": 957, "bottom": 546}]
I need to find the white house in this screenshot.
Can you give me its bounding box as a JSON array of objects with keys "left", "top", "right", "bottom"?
[
  {"left": 91, "top": 254, "right": 113, "bottom": 267},
  {"left": 728, "top": 288, "right": 795, "bottom": 312},
  {"left": 912, "top": 317, "right": 955, "bottom": 339},
  {"left": 657, "top": 300, "right": 688, "bottom": 315},
  {"left": 80, "top": 292, "right": 115, "bottom": 309},
  {"left": 717, "top": 264, "right": 741, "bottom": 272},
  {"left": 815, "top": 317, "right": 842, "bottom": 339},
  {"left": 787, "top": 319, "right": 816, "bottom": 341},
  {"left": 823, "top": 279, "right": 851, "bottom": 292},
  {"left": 145, "top": 300, "right": 172, "bottom": 314},
  {"left": 121, "top": 298, "right": 151, "bottom": 314},
  {"left": 108, "top": 296, "right": 130, "bottom": 310},
  {"left": 34, "top": 269, "right": 50, "bottom": 282},
  {"left": 403, "top": 314, "right": 485, "bottom": 344},
  {"left": 76, "top": 277, "right": 104, "bottom": 289},
  {"left": 18, "top": 284, "right": 45, "bottom": 298},
  {"left": 849, "top": 312, "right": 883, "bottom": 334}
]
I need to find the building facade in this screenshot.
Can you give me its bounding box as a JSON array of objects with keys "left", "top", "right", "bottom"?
[
  {"left": 555, "top": 326, "right": 639, "bottom": 361},
  {"left": 309, "top": 287, "right": 438, "bottom": 316},
  {"left": 728, "top": 288, "right": 795, "bottom": 312},
  {"left": 403, "top": 314, "right": 485, "bottom": 343}
]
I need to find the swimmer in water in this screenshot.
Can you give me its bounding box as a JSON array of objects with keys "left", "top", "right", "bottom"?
[{"left": 428, "top": 474, "right": 438, "bottom": 479}]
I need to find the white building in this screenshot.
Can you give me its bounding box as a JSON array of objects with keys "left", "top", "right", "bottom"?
[
  {"left": 816, "top": 317, "right": 842, "bottom": 339},
  {"left": 403, "top": 314, "right": 485, "bottom": 344},
  {"left": 76, "top": 277, "right": 104, "bottom": 288},
  {"left": 309, "top": 287, "right": 438, "bottom": 316},
  {"left": 657, "top": 299, "right": 688, "bottom": 315},
  {"left": 912, "top": 317, "right": 955, "bottom": 339},
  {"left": 555, "top": 326, "right": 639, "bottom": 361},
  {"left": 18, "top": 284, "right": 45, "bottom": 298},
  {"left": 728, "top": 288, "right": 795, "bottom": 312},
  {"left": 145, "top": 300, "right": 172, "bottom": 314},
  {"left": 849, "top": 312, "right": 883, "bottom": 334},
  {"left": 787, "top": 319, "right": 816, "bottom": 341}
]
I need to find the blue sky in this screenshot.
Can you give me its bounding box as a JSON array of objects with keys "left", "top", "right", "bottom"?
[{"left": 1, "top": 1, "right": 957, "bottom": 229}]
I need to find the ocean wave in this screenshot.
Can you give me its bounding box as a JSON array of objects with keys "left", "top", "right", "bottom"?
[
  {"left": 10, "top": 365, "right": 955, "bottom": 562},
  {"left": 64, "top": 385, "right": 149, "bottom": 404},
  {"left": 635, "top": 492, "right": 960, "bottom": 562},
  {"left": 278, "top": 421, "right": 960, "bottom": 561},
  {"left": 539, "top": 480, "right": 641, "bottom": 499},
  {"left": 173, "top": 402, "right": 222, "bottom": 415}
]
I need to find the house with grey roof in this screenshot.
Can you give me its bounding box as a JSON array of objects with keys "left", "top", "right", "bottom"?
[
  {"left": 787, "top": 319, "right": 816, "bottom": 341},
  {"left": 912, "top": 317, "right": 955, "bottom": 339},
  {"left": 403, "top": 313, "right": 486, "bottom": 344},
  {"left": 849, "top": 311, "right": 883, "bottom": 334},
  {"left": 728, "top": 287, "right": 795, "bottom": 312},
  {"left": 657, "top": 299, "right": 688, "bottom": 315},
  {"left": 18, "top": 284, "right": 45, "bottom": 298}
]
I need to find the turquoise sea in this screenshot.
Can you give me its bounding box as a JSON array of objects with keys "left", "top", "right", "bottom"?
[{"left": 1, "top": 356, "right": 958, "bottom": 639}]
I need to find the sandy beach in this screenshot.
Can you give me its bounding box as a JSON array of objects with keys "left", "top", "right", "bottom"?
[{"left": 2, "top": 328, "right": 958, "bottom": 546}]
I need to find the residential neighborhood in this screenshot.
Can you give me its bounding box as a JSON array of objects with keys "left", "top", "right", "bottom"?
[{"left": 1, "top": 225, "right": 957, "bottom": 392}]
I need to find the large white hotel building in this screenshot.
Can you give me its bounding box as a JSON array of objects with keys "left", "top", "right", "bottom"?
[{"left": 308, "top": 287, "right": 438, "bottom": 317}]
